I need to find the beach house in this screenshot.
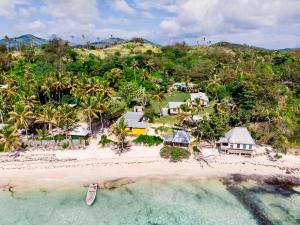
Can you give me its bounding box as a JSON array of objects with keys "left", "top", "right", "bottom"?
[
  {"left": 167, "top": 102, "right": 185, "bottom": 115},
  {"left": 121, "top": 112, "right": 148, "bottom": 135},
  {"left": 190, "top": 92, "right": 209, "bottom": 107},
  {"left": 164, "top": 130, "right": 191, "bottom": 148},
  {"left": 68, "top": 124, "right": 90, "bottom": 139},
  {"left": 217, "top": 127, "right": 256, "bottom": 156}
]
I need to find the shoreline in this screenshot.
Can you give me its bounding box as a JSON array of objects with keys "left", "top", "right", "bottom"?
[{"left": 1, "top": 146, "right": 300, "bottom": 191}]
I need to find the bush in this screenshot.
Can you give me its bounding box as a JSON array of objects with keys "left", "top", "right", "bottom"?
[
  {"left": 99, "top": 135, "right": 112, "bottom": 147},
  {"left": 193, "top": 146, "right": 201, "bottom": 153},
  {"left": 160, "top": 146, "right": 191, "bottom": 162},
  {"left": 134, "top": 135, "right": 163, "bottom": 146},
  {"left": 62, "top": 142, "right": 70, "bottom": 149}
]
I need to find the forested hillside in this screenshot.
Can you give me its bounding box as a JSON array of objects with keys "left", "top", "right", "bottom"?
[{"left": 0, "top": 39, "right": 299, "bottom": 152}]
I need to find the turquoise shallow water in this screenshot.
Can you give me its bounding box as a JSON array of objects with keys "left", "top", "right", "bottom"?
[{"left": 0, "top": 179, "right": 299, "bottom": 225}]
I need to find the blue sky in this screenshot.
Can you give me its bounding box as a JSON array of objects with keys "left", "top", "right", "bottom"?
[{"left": 0, "top": 0, "right": 300, "bottom": 49}]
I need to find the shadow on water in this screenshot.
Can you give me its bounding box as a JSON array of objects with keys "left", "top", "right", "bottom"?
[
  {"left": 249, "top": 185, "right": 300, "bottom": 197},
  {"left": 226, "top": 185, "right": 274, "bottom": 225}
]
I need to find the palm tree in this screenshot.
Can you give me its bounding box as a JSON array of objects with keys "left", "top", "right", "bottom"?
[
  {"left": 8, "top": 103, "right": 34, "bottom": 136},
  {"left": 95, "top": 94, "right": 108, "bottom": 131},
  {"left": 80, "top": 96, "right": 100, "bottom": 132},
  {"left": 192, "top": 98, "right": 203, "bottom": 114},
  {"left": 131, "top": 59, "right": 139, "bottom": 82},
  {"left": 146, "top": 59, "right": 155, "bottom": 75},
  {"left": 0, "top": 126, "right": 20, "bottom": 152},
  {"left": 177, "top": 104, "right": 191, "bottom": 126},
  {"left": 152, "top": 88, "right": 164, "bottom": 117},
  {"left": 140, "top": 69, "right": 149, "bottom": 81},
  {"left": 36, "top": 128, "right": 48, "bottom": 141},
  {"left": 40, "top": 76, "right": 54, "bottom": 101},
  {"left": 36, "top": 105, "right": 58, "bottom": 134},
  {"left": 112, "top": 117, "right": 128, "bottom": 154},
  {"left": 57, "top": 104, "right": 78, "bottom": 133},
  {"left": 4, "top": 35, "right": 9, "bottom": 51}
]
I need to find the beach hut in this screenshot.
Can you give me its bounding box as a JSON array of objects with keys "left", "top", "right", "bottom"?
[
  {"left": 217, "top": 127, "right": 255, "bottom": 156},
  {"left": 168, "top": 102, "right": 185, "bottom": 115},
  {"left": 190, "top": 92, "right": 209, "bottom": 107},
  {"left": 164, "top": 130, "right": 190, "bottom": 148},
  {"left": 68, "top": 125, "right": 90, "bottom": 140},
  {"left": 120, "top": 112, "right": 148, "bottom": 135}
]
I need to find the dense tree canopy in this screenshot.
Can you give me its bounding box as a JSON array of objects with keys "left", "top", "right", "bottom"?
[{"left": 0, "top": 39, "right": 299, "bottom": 152}]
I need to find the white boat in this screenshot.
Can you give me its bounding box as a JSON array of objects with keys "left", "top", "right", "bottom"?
[{"left": 86, "top": 183, "right": 97, "bottom": 206}]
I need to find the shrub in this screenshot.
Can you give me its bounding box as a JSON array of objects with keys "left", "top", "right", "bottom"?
[
  {"left": 193, "top": 146, "right": 201, "bottom": 153},
  {"left": 99, "top": 135, "right": 112, "bottom": 147},
  {"left": 62, "top": 142, "right": 69, "bottom": 149},
  {"left": 54, "top": 134, "right": 64, "bottom": 142},
  {"left": 134, "top": 135, "right": 163, "bottom": 146},
  {"left": 160, "top": 146, "right": 191, "bottom": 162}
]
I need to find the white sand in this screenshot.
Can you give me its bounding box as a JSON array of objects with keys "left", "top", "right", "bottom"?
[{"left": 1, "top": 144, "right": 300, "bottom": 189}]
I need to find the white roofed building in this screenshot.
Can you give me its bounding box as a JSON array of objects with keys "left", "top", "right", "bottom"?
[
  {"left": 190, "top": 92, "right": 209, "bottom": 107},
  {"left": 217, "top": 127, "right": 256, "bottom": 156}
]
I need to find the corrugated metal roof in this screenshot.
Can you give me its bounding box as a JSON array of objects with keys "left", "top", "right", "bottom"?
[
  {"left": 190, "top": 92, "right": 209, "bottom": 102},
  {"left": 219, "top": 127, "right": 255, "bottom": 145},
  {"left": 121, "top": 112, "right": 148, "bottom": 129},
  {"left": 168, "top": 102, "right": 185, "bottom": 109},
  {"left": 69, "top": 126, "right": 90, "bottom": 136},
  {"left": 164, "top": 131, "right": 190, "bottom": 144}
]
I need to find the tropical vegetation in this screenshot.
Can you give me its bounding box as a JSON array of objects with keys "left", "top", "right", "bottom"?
[{"left": 0, "top": 37, "right": 299, "bottom": 152}]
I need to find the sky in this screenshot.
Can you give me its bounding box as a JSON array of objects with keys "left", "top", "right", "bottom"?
[{"left": 0, "top": 0, "right": 300, "bottom": 49}]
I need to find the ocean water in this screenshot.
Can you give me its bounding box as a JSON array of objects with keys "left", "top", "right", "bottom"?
[{"left": 0, "top": 179, "right": 299, "bottom": 225}]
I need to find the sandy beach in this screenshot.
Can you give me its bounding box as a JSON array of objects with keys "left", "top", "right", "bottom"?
[{"left": 1, "top": 143, "right": 300, "bottom": 191}]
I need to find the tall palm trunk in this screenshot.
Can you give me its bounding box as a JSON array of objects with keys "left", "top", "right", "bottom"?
[{"left": 99, "top": 111, "right": 104, "bottom": 132}]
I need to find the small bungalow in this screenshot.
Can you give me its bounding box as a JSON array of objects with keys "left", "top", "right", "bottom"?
[
  {"left": 190, "top": 92, "right": 209, "bottom": 107},
  {"left": 168, "top": 102, "right": 185, "bottom": 115},
  {"left": 164, "top": 130, "right": 190, "bottom": 148},
  {"left": 217, "top": 127, "right": 256, "bottom": 156},
  {"left": 68, "top": 125, "right": 90, "bottom": 140},
  {"left": 121, "top": 112, "right": 148, "bottom": 135},
  {"left": 172, "top": 83, "right": 187, "bottom": 91}
]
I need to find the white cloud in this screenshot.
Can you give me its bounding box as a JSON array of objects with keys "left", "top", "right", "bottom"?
[
  {"left": 141, "top": 11, "right": 155, "bottom": 19},
  {"left": 94, "top": 28, "right": 154, "bottom": 40},
  {"left": 18, "top": 6, "right": 37, "bottom": 17},
  {"left": 0, "top": 0, "right": 16, "bottom": 18},
  {"left": 160, "top": 0, "right": 300, "bottom": 38},
  {"left": 109, "top": 0, "right": 136, "bottom": 15},
  {"left": 16, "top": 0, "right": 101, "bottom": 39},
  {"left": 134, "top": 0, "right": 179, "bottom": 12}
]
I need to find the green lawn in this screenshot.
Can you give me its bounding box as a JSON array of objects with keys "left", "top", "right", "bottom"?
[
  {"left": 150, "top": 91, "right": 190, "bottom": 114},
  {"left": 152, "top": 115, "right": 180, "bottom": 125}
]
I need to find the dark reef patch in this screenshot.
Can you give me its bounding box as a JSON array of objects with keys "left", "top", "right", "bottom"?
[{"left": 227, "top": 185, "right": 274, "bottom": 225}]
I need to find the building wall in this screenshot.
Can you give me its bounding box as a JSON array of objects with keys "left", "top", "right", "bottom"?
[
  {"left": 126, "top": 127, "right": 147, "bottom": 135},
  {"left": 169, "top": 108, "right": 180, "bottom": 115}
]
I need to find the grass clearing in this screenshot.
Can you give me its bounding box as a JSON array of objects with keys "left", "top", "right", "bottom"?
[{"left": 150, "top": 91, "right": 190, "bottom": 114}]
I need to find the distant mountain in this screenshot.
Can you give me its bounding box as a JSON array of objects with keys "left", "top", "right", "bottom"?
[
  {"left": 211, "top": 41, "right": 265, "bottom": 51},
  {"left": 0, "top": 34, "right": 48, "bottom": 48},
  {"left": 278, "top": 48, "right": 300, "bottom": 52}
]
